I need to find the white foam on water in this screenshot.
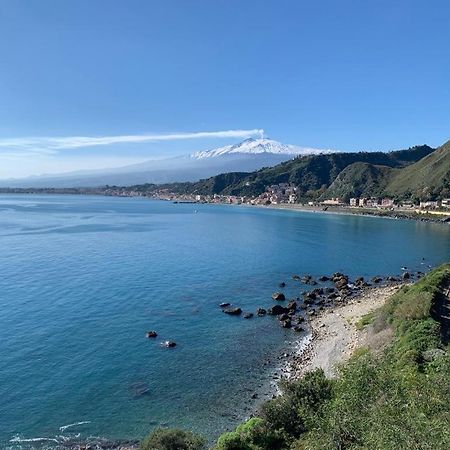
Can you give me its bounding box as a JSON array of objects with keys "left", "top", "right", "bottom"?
[
  {"left": 59, "top": 421, "right": 91, "bottom": 432},
  {"left": 9, "top": 436, "right": 59, "bottom": 443}
]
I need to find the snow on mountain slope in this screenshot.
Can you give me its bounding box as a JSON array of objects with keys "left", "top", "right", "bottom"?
[{"left": 190, "top": 138, "right": 327, "bottom": 159}]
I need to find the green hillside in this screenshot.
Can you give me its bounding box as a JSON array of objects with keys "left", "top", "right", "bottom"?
[
  {"left": 384, "top": 140, "right": 450, "bottom": 200},
  {"left": 324, "top": 162, "right": 393, "bottom": 200},
  {"left": 144, "top": 144, "right": 434, "bottom": 199}
]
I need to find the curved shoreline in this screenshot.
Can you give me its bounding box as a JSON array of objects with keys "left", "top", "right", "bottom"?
[{"left": 281, "top": 284, "right": 403, "bottom": 380}]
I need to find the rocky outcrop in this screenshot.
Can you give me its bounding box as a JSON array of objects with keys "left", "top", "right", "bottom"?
[
  {"left": 146, "top": 331, "right": 158, "bottom": 338},
  {"left": 269, "top": 304, "right": 289, "bottom": 315},
  {"left": 272, "top": 292, "right": 286, "bottom": 301}
]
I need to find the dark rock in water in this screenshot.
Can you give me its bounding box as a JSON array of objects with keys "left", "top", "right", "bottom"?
[
  {"left": 319, "top": 275, "right": 330, "bottom": 282},
  {"left": 164, "top": 340, "right": 177, "bottom": 348},
  {"left": 305, "top": 291, "right": 316, "bottom": 300},
  {"left": 354, "top": 277, "right": 365, "bottom": 286},
  {"left": 334, "top": 277, "right": 349, "bottom": 290},
  {"left": 402, "top": 272, "right": 411, "bottom": 280},
  {"left": 272, "top": 292, "right": 286, "bottom": 301},
  {"left": 325, "top": 287, "right": 336, "bottom": 294},
  {"left": 332, "top": 272, "right": 346, "bottom": 281},
  {"left": 146, "top": 330, "right": 158, "bottom": 338},
  {"left": 269, "top": 304, "right": 289, "bottom": 315},
  {"left": 292, "top": 274, "right": 301, "bottom": 280},
  {"left": 296, "top": 316, "right": 305, "bottom": 323},
  {"left": 293, "top": 325, "right": 304, "bottom": 332},
  {"left": 372, "top": 276, "right": 383, "bottom": 283},
  {"left": 243, "top": 312, "right": 254, "bottom": 319},
  {"left": 310, "top": 280, "right": 318, "bottom": 285},
  {"left": 278, "top": 313, "right": 290, "bottom": 322},
  {"left": 220, "top": 302, "right": 231, "bottom": 308},
  {"left": 287, "top": 300, "right": 297, "bottom": 310},
  {"left": 256, "top": 308, "right": 267, "bottom": 316},
  {"left": 279, "top": 282, "right": 286, "bottom": 288},
  {"left": 386, "top": 276, "right": 398, "bottom": 282},
  {"left": 223, "top": 307, "right": 242, "bottom": 315},
  {"left": 281, "top": 319, "right": 292, "bottom": 328}
]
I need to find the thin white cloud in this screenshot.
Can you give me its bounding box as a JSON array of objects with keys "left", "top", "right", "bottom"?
[{"left": 0, "top": 129, "right": 265, "bottom": 155}]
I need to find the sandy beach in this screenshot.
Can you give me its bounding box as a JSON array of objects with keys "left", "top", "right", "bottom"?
[{"left": 287, "top": 284, "right": 402, "bottom": 379}]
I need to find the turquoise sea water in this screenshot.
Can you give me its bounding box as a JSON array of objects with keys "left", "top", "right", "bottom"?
[{"left": 1, "top": 194, "right": 449, "bottom": 448}]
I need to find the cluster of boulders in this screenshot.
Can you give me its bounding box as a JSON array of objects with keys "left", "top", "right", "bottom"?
[{"left": 220, "top": 268, "right": 424, "bottom": 332}]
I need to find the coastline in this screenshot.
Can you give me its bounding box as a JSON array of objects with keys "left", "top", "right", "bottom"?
[
  {"left": 250, "top": 202, "right": 450, "bottom": 224},
  {"left": 284, "top": 284, "right": 402, "bottom": 380}
]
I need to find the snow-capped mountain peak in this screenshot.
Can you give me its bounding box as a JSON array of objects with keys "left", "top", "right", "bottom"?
[{"left": 190, "top": 138, "right": 327, "bottom": 159}]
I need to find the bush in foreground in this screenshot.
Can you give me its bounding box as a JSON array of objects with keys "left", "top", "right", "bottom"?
[{"left": 140, "top": 428, "right": 206, "bottom": 450}]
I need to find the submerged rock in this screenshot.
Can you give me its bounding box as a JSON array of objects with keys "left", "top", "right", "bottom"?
[
  {"left": 279, "top": 282, "right": 286, "bottom": 288},
  {"left": 223, "top": 307, "right": 242, "bottom": 315},
  {"left": 243, "top": 312, "right": 254, "bottom": 319},
  {"left": 256, "top": 308, "right": 267, "bottom": 316},
  {"left": 129, "top": 382, "right": 150, "bottom": 398}
]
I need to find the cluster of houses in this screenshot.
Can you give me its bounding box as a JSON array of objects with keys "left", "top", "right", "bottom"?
[
  {"left": 251, "top": 183, "right": 298, "bottom": 205},
  {"left": 347, "top": 197, "right": 450, "bottom": 210}
]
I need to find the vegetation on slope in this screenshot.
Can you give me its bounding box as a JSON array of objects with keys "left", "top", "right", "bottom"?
[
  {"left": 178, "top": 145, "right": 434, "bottom": 199},
  {"left": 141, "top": 264, "right": 450, "bottom": 449},
  {"left": 384, "top": 140, "right": 450, "bottom": 201}
]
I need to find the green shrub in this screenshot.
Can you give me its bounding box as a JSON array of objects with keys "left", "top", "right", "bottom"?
[{"left": 141, "top": 428, "right": 206, "bottom": 450}]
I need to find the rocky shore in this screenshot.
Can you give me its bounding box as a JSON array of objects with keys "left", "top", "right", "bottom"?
[{"left": 283, "top": 284, "right": 402, "bottom": 380}]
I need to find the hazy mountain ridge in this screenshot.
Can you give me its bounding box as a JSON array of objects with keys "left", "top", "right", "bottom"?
[{"left": 0, "top": 138, "right": 320, "bottom": 188}]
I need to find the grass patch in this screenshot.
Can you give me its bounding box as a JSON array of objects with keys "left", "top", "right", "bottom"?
[{"left": 355, "top": 311, "right": 375, "bottom": 330}]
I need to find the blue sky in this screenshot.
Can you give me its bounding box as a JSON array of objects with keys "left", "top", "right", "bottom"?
[{"left": 0, "top": 0, "right": 449, "bottom": 178}]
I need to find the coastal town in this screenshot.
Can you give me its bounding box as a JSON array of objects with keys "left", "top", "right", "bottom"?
[{"left": 102, "top": 182, "right": 450, "bottom": 216}]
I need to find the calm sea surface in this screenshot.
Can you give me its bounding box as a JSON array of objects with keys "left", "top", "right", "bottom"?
[{"left": 1, "top": 194, "right": 449, "bottom": 447}]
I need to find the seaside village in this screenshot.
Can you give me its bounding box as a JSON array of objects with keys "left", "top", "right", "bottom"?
[{"left": 110, "top": 183, "right": 450, "bottom": 214}]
